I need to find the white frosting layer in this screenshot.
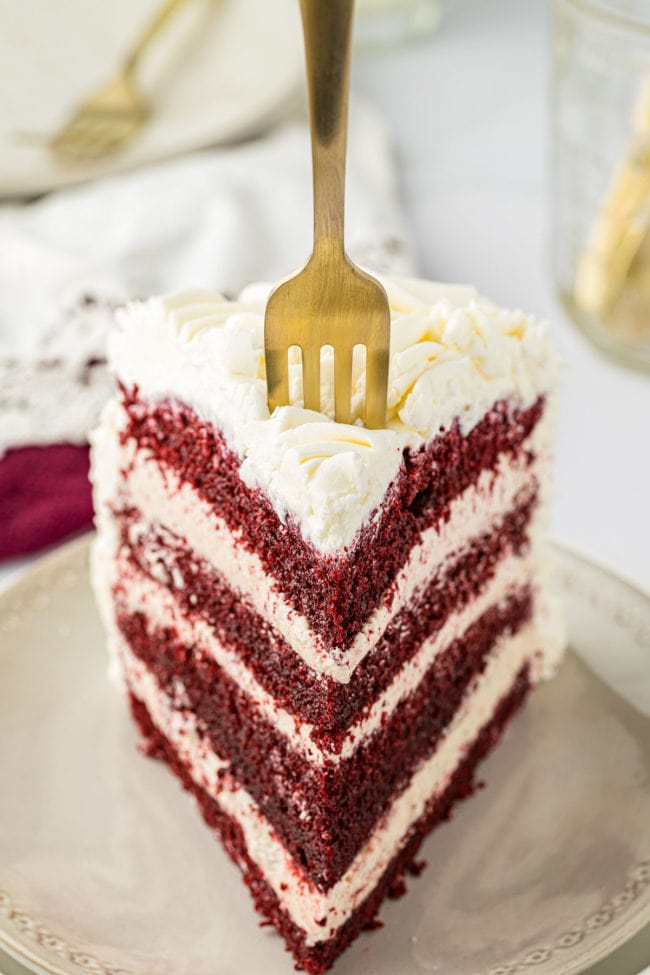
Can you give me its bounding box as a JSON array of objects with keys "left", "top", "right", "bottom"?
[
  {"left": 94, "top": 398, "right": 552, "bottom": 678},
  {"left": 116, "top": 620, "right": 535, "bottom": 943},
  {"left": 108, "top": 276, "right": 558, "bottom": 552},
  {"left": 108, "top": 549, "right": 537, "bottom": 766}
]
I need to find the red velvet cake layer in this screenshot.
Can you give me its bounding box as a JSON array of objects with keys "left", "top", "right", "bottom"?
[
  {"left": 120, "top": 388, "right": 543, "bottom": 650},
  {"left": 116, "top": 490, "right": 536, "bottom": 747},
  {"left": 116, "top": 590, "right": 531, "bottom": 890},
  {"left": 127, "top": 666, "right": 531, "bottom": 973}
]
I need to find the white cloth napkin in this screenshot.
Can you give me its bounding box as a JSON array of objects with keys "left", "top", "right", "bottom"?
[{"left": 0, "top": 99, "right": 415, "bottom": 456}]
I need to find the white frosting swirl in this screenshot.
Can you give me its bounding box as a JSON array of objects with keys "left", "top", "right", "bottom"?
[{"left": 108, "top": 276, "right": 558, "bottom": 552}]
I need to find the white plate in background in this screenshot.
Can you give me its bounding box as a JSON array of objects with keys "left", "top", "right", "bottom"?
[{"left": 0, "top": 0, "right": 304, "bottom": 198}]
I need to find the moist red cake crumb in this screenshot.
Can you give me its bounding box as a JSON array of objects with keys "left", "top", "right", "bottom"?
[
  {"left": 362, "top": 918, "right": 384, "bottom": 931},
  {"left": 115, "top": 488, "right": 537, "bottom": 745},
  {"left": 116, "top": 587, "right": 531, "bottom": 889},
  {"left": 120, "top": 387, "right": 544, "bottom": 650},
  {"left": 406, "top": 859, "right": 427, "bottom": 876}
]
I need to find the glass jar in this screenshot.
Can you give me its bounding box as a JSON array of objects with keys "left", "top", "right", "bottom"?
[{"left": 552, "top": 0, "right": 650, "bottom": 372}]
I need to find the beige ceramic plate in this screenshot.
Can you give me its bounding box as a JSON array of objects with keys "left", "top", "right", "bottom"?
[
  {"left": 0, "top": 0, "right": 303, "bottom": 197},
  {"left": 0, "top": 536, "right": 648, "bottom": 975}
]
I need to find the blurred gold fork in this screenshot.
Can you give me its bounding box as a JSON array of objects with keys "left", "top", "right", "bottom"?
[
  {"left": 264, "top": 0, "right": 390, "bottom": 429},
  {"left": 49, "top": 0, "right": 192, "bottom": 161}
]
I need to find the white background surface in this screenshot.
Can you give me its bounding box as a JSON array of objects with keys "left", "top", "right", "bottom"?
[
  {"left": 0, "top": 0, "right": 648, "bottom": 973},
  {"left": 0, "top": 0, "right": 303, "bottom": 195}
]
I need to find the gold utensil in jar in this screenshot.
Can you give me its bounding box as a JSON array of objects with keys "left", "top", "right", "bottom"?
[{"left": 575, "top": 74, "right": 650, "bottom": 324}]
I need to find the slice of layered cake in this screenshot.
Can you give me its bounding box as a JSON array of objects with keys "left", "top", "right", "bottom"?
[{"left": 91, "top": 276, "right": 564, "bottom": 973}]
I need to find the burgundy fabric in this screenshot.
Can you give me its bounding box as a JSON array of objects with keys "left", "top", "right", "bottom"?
[{"left": 0, "top": 444, "right": 94, "bottom": 559}]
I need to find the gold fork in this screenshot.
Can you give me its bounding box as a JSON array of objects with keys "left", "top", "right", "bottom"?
[
  {"left": 264, "top": 0, "right": 390, "bottom": 429},
  {"left": 49, "top": 0, "right": 192, "bottom": 161}
]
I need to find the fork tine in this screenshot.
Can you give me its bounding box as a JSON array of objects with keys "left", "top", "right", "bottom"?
[
  {"left": 302, "top": 345, "right": 321, "bottom": 413},
  {"left": 48, "top": 78, "right": 147, "bottom": 161},
  {"left": 52, "top": 121, "right": 126, "bottom": 158},
  {"left": 365, "top": 345, "right": 390, "bottom": 429},
  {"left": 334, "top": 346, "right": 353, "bottom": 425},
  {"left": 55, "top": 136, "right": 101, "bottom": 157},
  {"left": 50, "top": 132, "right": 91, "bottom": 155},
  {"left": 265, "top": 346, "right": 290, "bottom": 415},
  {"left": 52, "top": 119, "right": 101, "bottom": 148}
]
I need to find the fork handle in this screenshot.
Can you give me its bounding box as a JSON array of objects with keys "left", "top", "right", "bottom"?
[
  {"left": 300, "top": 0, "right": 355, "bottom": 259},
  {"left": 123, "top": 0, "right": 193, "bottom": 77}
]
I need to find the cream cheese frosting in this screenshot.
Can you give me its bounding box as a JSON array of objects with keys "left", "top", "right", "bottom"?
[{"left": 108, "top": 276, "right": 558, "bottom": 552}]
